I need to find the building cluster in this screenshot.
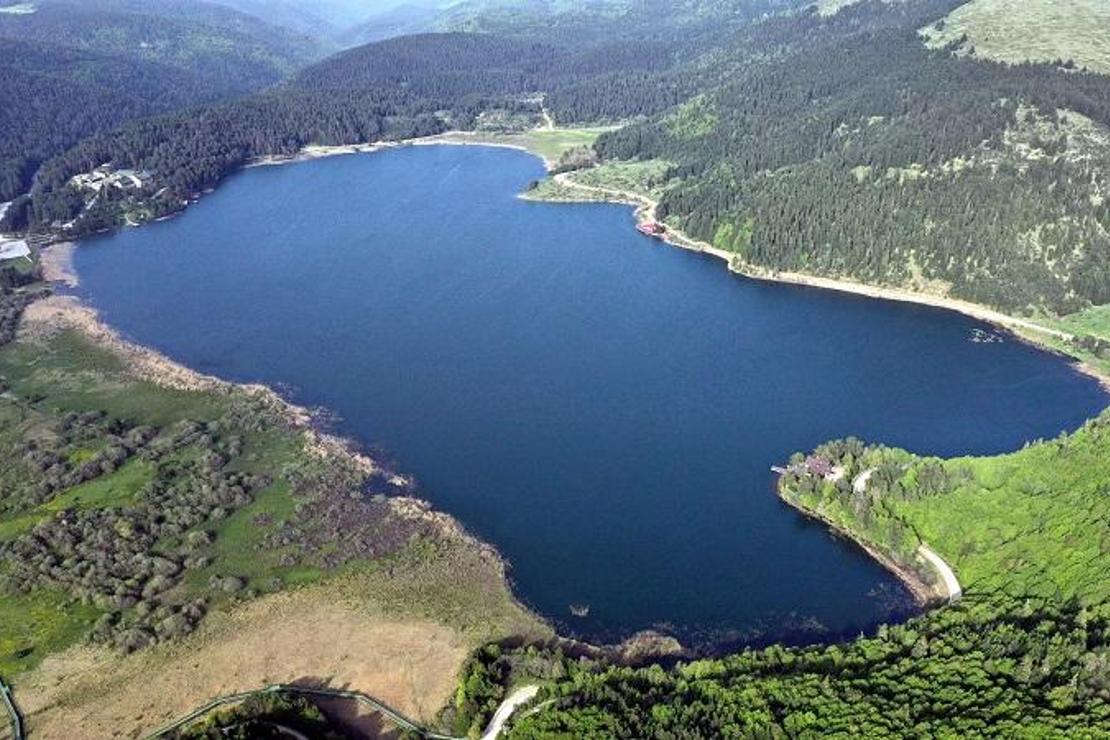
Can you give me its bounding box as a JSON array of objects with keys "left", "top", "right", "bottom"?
[{"left": 70, "top": 166, "right": 148, "bottom": 194}]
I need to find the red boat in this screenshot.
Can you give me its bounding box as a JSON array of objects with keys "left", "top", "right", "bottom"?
[{"left": 637, "top": 221, "right": 666, "bottom": 238}]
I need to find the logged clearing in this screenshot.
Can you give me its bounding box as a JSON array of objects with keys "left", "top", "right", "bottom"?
[{"left": 921, "top": 0, "right": 1110, "bottom": 75}]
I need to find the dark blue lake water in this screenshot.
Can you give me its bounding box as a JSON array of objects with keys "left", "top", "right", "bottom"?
[{"left": 75, "top": 145, "right": 1108, "bottom": 649}]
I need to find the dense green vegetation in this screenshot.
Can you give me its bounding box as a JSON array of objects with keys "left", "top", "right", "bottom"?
[
  {"left": 0, "top": 286, "right": 457, "bottom": 676},
  {"left": 781, "top": 411, "right": 1110, "bottom": 605},
  {"left": 461, "top": 597, "right": 1110, "bottom": 737},
  {"left": 593, "top": 0, "right": 1110, "bottom": 315},
  {"left": 0, "top": 0, "right": 327, "bottom": 201}
]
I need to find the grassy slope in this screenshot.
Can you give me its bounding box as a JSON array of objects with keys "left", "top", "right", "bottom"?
[
  {"left": 921, "top": 0, "right": 1110, "bottom": 75},
  {"left": 780, "top": 411, "right": 1110, "bottom": 605},
  {"left": 524, "top": 159, "right": 673, "bottom": 203},
  {"left": 1027, "top": 305, "right": 1110, "bottom": 377}
]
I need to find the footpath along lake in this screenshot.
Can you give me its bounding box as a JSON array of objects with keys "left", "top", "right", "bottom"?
[{"left": 74, "top": 145, "right": 1109, "bottom": 649}]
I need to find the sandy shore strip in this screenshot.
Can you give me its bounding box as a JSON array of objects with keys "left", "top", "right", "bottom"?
[
  {"left": 245, "top": 130, "right": 548, "bottom": 169},
  {"left": 540, "top": 172, "right": 1110, "bottom": 390},
  {"left": 38, "top": 241, "right": 78, "bottom": 286}
]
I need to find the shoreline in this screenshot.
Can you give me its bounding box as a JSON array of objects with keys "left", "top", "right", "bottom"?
[
  {"left": 28, "top": 132, "right": 1104, "bottom": 663},
  {"left": 536, "top": 171, "right": 1110, "bottom": 392},
  {"left": 777, "top": 491, "right": 950, "bottom": 606},
  {"left": 29, "top": 126, "right": 1110, "bottom": 394},
  {"left": 18, "top": 292, "right": 523, "bottom": 586},
  {"left": 245, "top": 130, "right": 555, "bottom": 170}
]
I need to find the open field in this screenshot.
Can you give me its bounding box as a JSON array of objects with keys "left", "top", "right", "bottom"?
[
  {"left": 1024, "top": 305, "right": 1110, "bottom": 380},
  {"left": 428, "top": 126, "right": 616, "bottom": 167},
  {"left": 921, "top": 0, "right": 1110, "bottom": 75}
]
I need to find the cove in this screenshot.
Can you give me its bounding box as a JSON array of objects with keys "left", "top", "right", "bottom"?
[{"left": 74, "top": 145, "right": 1109, "bottom": 649}]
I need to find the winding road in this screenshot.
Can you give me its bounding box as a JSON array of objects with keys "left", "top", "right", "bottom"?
[
  {"left": 481, "top": 685, "right": 539, "bottom": 740},
  {"left": 919, "top": 544, "right": 963, "bottom": 603}
]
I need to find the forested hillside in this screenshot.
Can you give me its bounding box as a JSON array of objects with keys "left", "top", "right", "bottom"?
[
  {"left": 0, "top": 0, "right": 327, "bottom": 202},
  {"left": 458, "top": 596, "right": 1110, "bottom": 737},
  {"left": 9, "top": 0, "right": 1110, "bottom": 321},
  {"left": 591, "top": 0, "right": 1110, "bottom": 315}
]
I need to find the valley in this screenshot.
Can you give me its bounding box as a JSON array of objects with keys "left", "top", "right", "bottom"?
[{"left": 2, "top": 0, "right": 1110, "bottom": 737}]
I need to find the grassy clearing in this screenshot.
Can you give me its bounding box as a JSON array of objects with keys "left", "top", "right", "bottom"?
[
  {"left": 0, "top": 459, "right": 155, "bottom": 542},
  {"left": 435, "top": 126, "right": 615, "bottom": 165},
  {"left": 1050, "top": 303, "right": 1110, "bottom": 339},
  {"left": 0, "top": 588, "right": 101, "bottom": 677},
  {"left": 42, "top": 459, "right": 153, "bottom": 513},
  {"left": 517, "top": 127, "right": 614, "bottom": 163},
  {"left": 920, "top": 0, "right": 1110, "bottom": 76},
  {"left": 1023, "top": 304, "right": 1110, "bottom": 378},
  {"left": 524, "top": 159, "right": 674, "bottom": 204},
  {"left": 0, "top": 330, "right": 225, "bottom": 426},
  {"left": 569, "top": 159, "right": 673, "bottom": 198}
]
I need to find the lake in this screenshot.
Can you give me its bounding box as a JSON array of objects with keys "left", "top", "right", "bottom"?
[{"left": 74, "top": 145, "right": 1109, "bottom": 649}]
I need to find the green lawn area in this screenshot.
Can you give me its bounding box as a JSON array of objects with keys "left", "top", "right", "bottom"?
[
  {"left": 0, "top": 587, "right": 101, "bottom": 677},
  {"left": 43, "top": 459, "right": 154, "bottom": 513},
  {"left": 524, "top": 159, "right": 676, "bottom": 204},
  {"left": 436, "top": 126, "right": 616, "bottom": 165},
  {"left": 515, "top": 127, "right": 615, "bottom": 163},
  {"left": 187, "top": 479, "right": 325, "bottom": 594},
  {"left": 1023, "top": 303, "right": 1110, "bottom": 377},
  {"left": 1051, "top": 303, "right": 1110, "bottom": 339},
  {"left": 0, "top": 330, "right": 225, "bottom": 426},
  {"left": 568, "top": 159, "right": 673, "bottom": 198}
]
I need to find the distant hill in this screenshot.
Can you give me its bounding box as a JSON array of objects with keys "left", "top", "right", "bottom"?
[
  {"left": 203, "top": 0, "right": 345, "bottom": 42},
  {"left": 0, "top": 0, "right": 330, "bottom": 201},
  {"left": 340, "top": 0, "right": 808, "bottom": 48},
  {"left": 338, "top": 3, "right": 446, "bottom": 47},
  {"left": 920, "top": 0, "right": 1110, "bottom": 76},
  {"left": 0, "top": 0, "right": 327, "bottom": 89},
  {"left": 432, "top": 0, "right": 805, "bottom": 43}
]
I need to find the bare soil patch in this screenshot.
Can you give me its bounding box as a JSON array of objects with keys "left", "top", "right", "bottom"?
[{"left": 18, "top": 583, "right": 471, "bottom": 738}]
